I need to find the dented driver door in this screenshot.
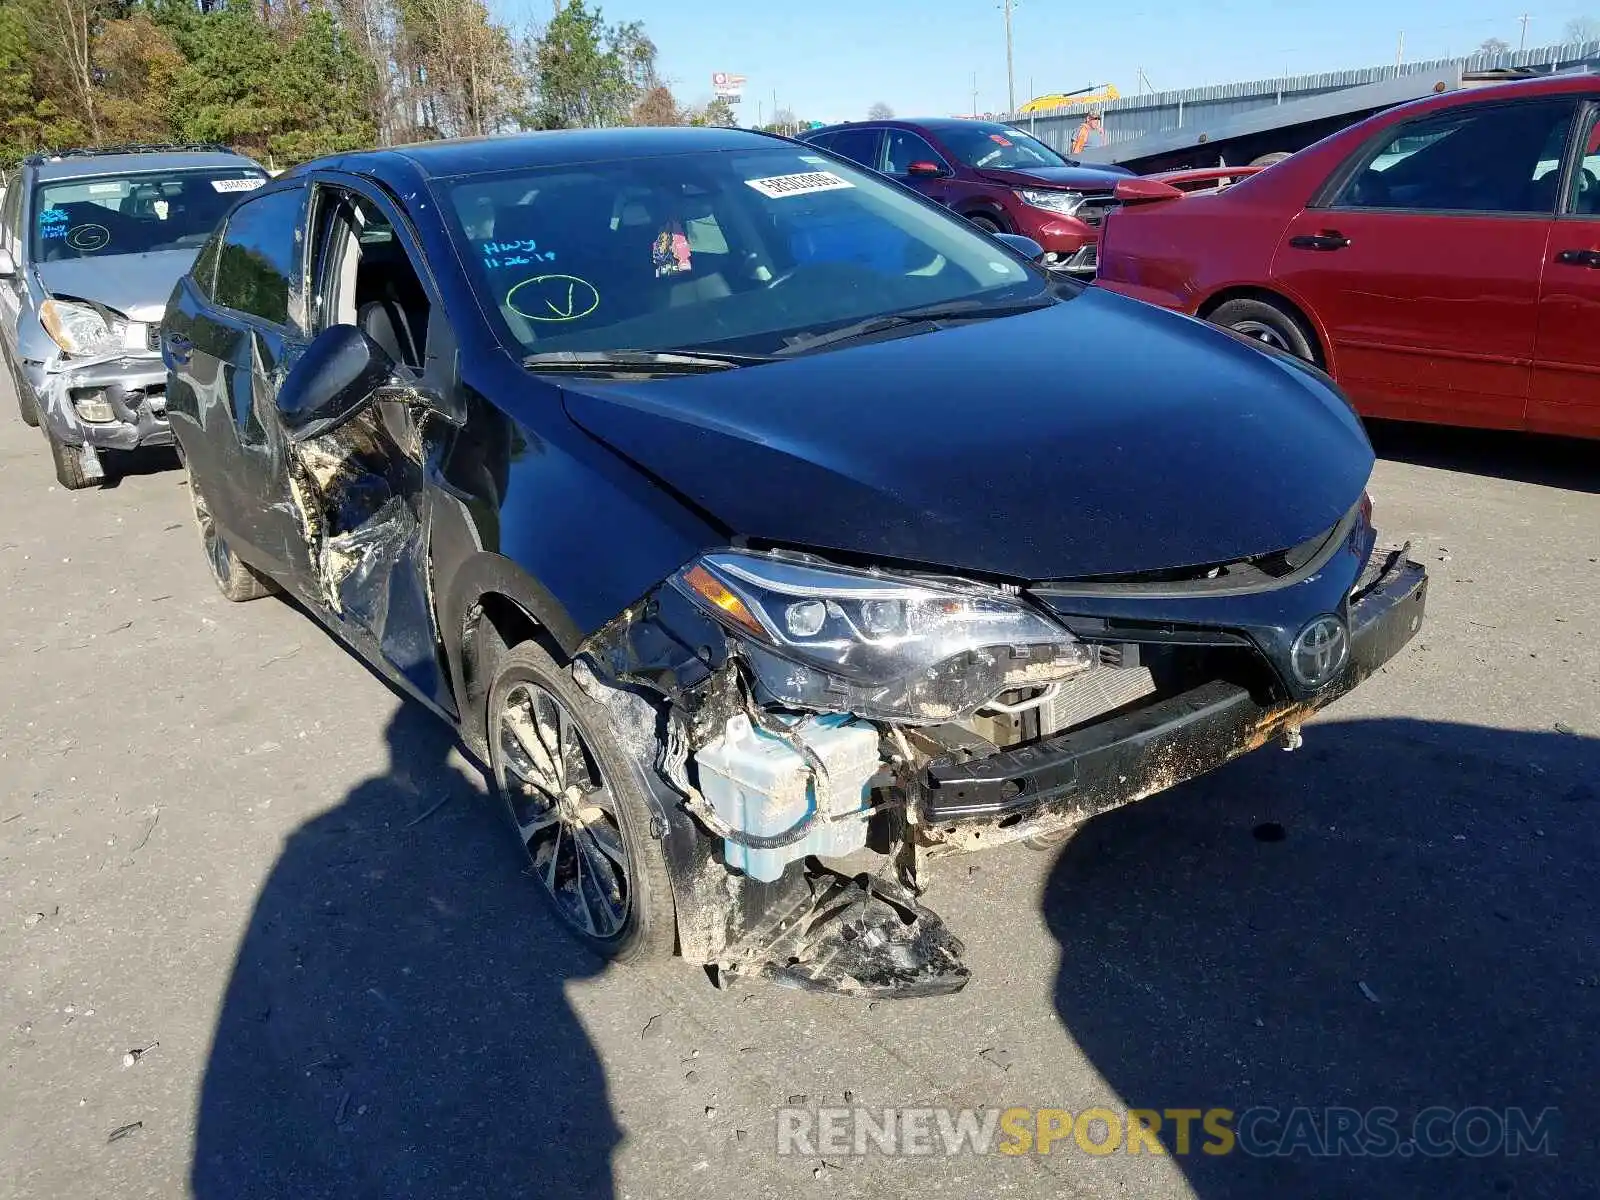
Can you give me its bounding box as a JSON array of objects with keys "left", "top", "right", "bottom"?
[{"left": 275, "top": 177, "right": 456, "bottom": 715}]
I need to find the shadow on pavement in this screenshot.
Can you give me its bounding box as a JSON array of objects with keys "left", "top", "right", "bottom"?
[
  {"left": 1367, "top": 420, "right": 1600, "bottom": 494},
  {"left": 100, "top": 445, "right": 181, "bottom": 490},
  {"left": 1045, "top": 717, "right": 1599, "bottom": 1199},
  {"left": 192, "top": 701, "right": 619, "bottom": 1199}
]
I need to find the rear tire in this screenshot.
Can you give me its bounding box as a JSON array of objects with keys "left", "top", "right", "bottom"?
[
  {"left": 45, "top": 427, "right": 95, "bottom": 490},
  {"left": 186, "top": 472, "right": 275, "bottom": 601},
  {"left": 487, "top": 639, "right": 677, "bottom": 964},
  {"left": 1208, "top": 297, "right": 1318, "bottom": 363}
]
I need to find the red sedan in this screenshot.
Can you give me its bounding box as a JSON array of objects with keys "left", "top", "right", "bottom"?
[{"left": 1097, "top": 74, "right": 1600, "bottom": 439}]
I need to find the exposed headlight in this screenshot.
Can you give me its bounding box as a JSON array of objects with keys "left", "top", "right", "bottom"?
[
  {"left": 675, "top": 551, "right": 1092, "bottom": 723},
  {"left": 1015, "top": 188, "right": 1086, "bottom": 216},
  {"left": 40, "top": 299, "right": 125, "bottom": 358},
  {"left": 71, "top": 388, "right": 115, "bottom": 423}
]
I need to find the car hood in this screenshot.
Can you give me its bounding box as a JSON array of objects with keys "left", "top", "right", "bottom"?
[
  {"left": 977, "top": 164, "right": 1132, "bottom": 191},
  {"left": 559, "top": 289, "right": 1374, "bottom": 582},
  {"left": 33, "top": 249, "right": 198, "bottom": 322}
]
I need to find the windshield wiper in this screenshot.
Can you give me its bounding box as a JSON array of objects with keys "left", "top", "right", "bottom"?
[
  {"left": 776, "top": 296, "right": 1057, "bottom": 356},
  {"left": 522, "top": 349, "right": 773, "bottom": 375}
]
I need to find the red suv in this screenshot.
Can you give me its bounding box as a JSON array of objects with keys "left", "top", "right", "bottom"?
[
  {"left": 800, "top": 118, "right": 1132, "bottom": 273},
  {"left": 1097, "top": 75, "right": 1600, "bottom": 439}
]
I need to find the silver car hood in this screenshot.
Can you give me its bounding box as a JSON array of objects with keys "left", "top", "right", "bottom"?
[{"left": 33, "top": 249, "right": 198, "bottom": 323}]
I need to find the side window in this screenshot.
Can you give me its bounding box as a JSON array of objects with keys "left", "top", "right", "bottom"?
[
  {"left": 1, "top": 176, "right": 21, "bottom": 252},
  {"left": 804, "top": 132, "right": 836, "bottom": 151},
  {"left": 885, "top": 130, "right": 947, "bottom": 177},
  {"left": 310, "top": 187, "right": 431, "bottom": 371},
  {"left": 828, "top": 127, "right": 883, "bottom": 171},
  {"left": 213, "top": 186, "right": 306, "bottom": 326},
  {"left": 1568, "top": 108, "right": 1600, "bottom": 216},
  {"left": 1330, "top": 100, "right": 1577, "bottom": 215},
  {"left": 189, "top": 227, "right": 223, "bottom": 299}
]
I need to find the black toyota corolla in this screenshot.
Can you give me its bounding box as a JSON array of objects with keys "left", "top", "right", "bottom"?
[{"left": 162, "top": 127, "right": 1426, "bottom": 997}]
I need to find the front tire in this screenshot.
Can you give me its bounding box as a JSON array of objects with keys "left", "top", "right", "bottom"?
[
  {"left": 487, "top": 640, "right": 676, "bottom": 963},
  {"left": 186, "top": 473, "right": 275, "bottom": 601},
  {"left": 45, "top": 426, "right": 95, "bottom": 489},
  {"left": 966, "top": 213, "right": 1005, "bottom": 234},
  {"left": 1208, "top": 297, "right": 1319, "bottom": 363}
]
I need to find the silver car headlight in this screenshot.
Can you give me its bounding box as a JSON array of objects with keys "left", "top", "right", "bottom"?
[
  {"left": 40, "top": 299, "right": 125, "bottom": 358},
  {"left": 1015, "top": 188, "right": 1086, "bottom": 216},
  {"left": 675, "top": 551, "right": 1092, "bottom": 723}
]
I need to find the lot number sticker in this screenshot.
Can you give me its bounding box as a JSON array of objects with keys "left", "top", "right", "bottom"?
[
  {"left": 743, "top": 171, "right": 855, "bottom": 199},
  {"left": 212, "top": 177, "right": 266, "bottom": 193}
]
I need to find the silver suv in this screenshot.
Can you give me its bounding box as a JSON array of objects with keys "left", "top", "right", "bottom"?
[{"left": 0, "top": 143, "right": 269, "bottom": 488}]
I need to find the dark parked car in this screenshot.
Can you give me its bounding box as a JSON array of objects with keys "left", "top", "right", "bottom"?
[
  {"left": 1097, "top": 74, "right": 1600, "bottom": 438},
  {"left": 163, "top": 127, "right": 1426, "bottom": 997},
  {"left": 0, "top": 143, "right": 269, "bottom": 487},
  {"left": 800, "top": 117, "right": 1132, "bottom": 273}
]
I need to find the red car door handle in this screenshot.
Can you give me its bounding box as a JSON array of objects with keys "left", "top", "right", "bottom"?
[
  {"left": 1288, "top": 232, "right": 1351, "bottom": 251},
  {"left": 1556, "top": 248, "right": 1600, "bottom": 268}
]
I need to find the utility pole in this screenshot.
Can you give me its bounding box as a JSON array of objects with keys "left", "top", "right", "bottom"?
[
  {"left": 970, "top": 71, "right": 978, "bottom": 117},
  {"left": 1395, "top": 30, "right": 1405, "bottom": 73},
  {"left": 1002, "top": 0, "right": 1016, "bottom": 115},
  {"left": 1518, "top": 13, "right": 1531, "bottom": 50}
]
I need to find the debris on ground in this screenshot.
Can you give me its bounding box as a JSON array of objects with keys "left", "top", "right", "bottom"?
[
  {"left": 640, "top": 1014, "right": 663, "bottom": 1039},
  {"left": 979, "top": 1047, "right": 1014, "bottom": 1072},
  {"left": 106, "top": 1122, "right": 142, "bottom": 1144},
  {"left": 1357, "top": 981, "right": 1381, "bottom": 1004}
]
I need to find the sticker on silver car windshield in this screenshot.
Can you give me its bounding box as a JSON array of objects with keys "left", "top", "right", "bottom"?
[
  {"left": 211, "top": 177, "right": 266, "bottom": 193},
  {"left": 743, "top": 171, "right": 855, "bottom": 199}
]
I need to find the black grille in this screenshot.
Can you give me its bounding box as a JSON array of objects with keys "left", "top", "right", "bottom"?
[{"left": 1076, "top": 196, "right": 1119, "bottom": 228}]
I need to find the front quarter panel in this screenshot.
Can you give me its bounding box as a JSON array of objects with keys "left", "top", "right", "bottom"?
[
  {"left": 429, "top": 359, "right": 722, "bottom": 682},
  {"left": 1097, "top": 190, "right": 1293, "bottom": 311}
]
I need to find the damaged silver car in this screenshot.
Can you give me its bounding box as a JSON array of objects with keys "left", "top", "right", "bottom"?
[
  {"left": 164, "top": 128, "right": 1428, "bottom": 998},
  {"left": 0, "top": 143, "right": 269, "bottom": 487}
]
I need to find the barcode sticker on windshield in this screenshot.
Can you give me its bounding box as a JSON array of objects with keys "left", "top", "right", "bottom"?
[
  {"left": 743, "top": 171, "right": 854, "bottom": 199},
  {"left": 212, "top": 177, "right": 266, "bottom": 193},
  {"left": 89, "top": 182, "right": 125, "bottom": 195}
]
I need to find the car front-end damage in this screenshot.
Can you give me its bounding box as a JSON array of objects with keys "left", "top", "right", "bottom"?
[
  {"left": 569, "top": 495, "right": 1427, "bottom": 1000},
  {"left": 34, "top": 298, "right": 172, "bottom": 481}
]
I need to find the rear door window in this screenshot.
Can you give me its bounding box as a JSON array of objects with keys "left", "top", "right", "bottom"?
[
  {"left": 213, "top": 186, "right": 307, "bottom": 327},
  {"left": 827, "top": 127, "right": 884, "bottom": 171}
]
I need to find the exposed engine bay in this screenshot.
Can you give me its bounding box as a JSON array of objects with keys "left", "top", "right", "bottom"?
[{"left": 574, "top": 529, "right": 1429, "bottom": 999}]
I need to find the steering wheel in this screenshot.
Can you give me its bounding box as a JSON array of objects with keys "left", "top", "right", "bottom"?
[{"left": 1578, "top": 167, "right": 1598, "bottom": 209}]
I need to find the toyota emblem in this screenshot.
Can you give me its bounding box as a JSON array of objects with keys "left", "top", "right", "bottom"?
[{"left": 1290, "top": 615, "right": 1349, "bottom": 688}]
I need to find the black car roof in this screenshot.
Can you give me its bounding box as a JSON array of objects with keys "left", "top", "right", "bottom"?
[{"left": 305, "top": 126, "right": 793, "bottom": 183}]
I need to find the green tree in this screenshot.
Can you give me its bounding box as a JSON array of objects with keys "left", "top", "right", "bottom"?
[
  {"left": 686, "top": 95, "right": 734, "bottom": 127},
  {"left": 530, "top": 0, "right": 657, "bottom": 130}
]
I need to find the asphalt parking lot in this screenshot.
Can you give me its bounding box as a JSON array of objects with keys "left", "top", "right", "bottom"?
[{"left": 1, "top": 407, "right": 1597, "bottom": 1200}]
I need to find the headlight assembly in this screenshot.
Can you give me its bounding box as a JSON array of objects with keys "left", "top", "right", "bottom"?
[
  {"left": 40, "top": 299, "right": 125, "bottom": 358},
  {"left": 675, "top": 551, "right": 1092, "bottom": 723},
  {"left": 1015, "top": 188, "right": 1086, "bottom": 216}
]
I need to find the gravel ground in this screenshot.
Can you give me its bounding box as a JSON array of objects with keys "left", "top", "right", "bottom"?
[{"left": 1, "top": 411, "right": 1596, "bottom": 1200}]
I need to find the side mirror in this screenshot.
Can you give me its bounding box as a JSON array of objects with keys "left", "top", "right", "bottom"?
[
  {"left": 278, "top": 324, "right": 394, "bottom": 442},
  {"left": 992, "top": 232, "right": 1046, "bottom": 262},
  {"left": 906, "top": 160, "right": 948, "bottom": 178},
  {"left": 0, "top": 248, "right": 16, "bottom": 278},
  {"left": 1112, "top": 176, "right": 1185, "bottom": 206}
]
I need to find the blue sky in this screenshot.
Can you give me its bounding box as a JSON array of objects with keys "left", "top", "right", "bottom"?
[{"left": 497, "top": 1, "right": 1600, "bottom": 123}]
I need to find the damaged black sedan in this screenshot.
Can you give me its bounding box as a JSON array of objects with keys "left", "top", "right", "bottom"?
[{"left": 162, "top": 127, "right": 1426, "bottom": 998}]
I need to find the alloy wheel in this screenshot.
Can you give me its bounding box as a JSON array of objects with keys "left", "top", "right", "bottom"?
[
  {"left": 496, "top": 681, "right": 631, "bottom": 940},
  {"left": 1229, "top": 319, "right": 1292, "bottom": 352}
]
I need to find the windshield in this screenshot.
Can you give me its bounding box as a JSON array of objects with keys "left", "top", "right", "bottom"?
[
  {"left": 938, "top": 124, "right": 1071, "bottom": 170},
  {"left": 440, "top": 144, "right": 1044, "bottom": 360},
  {"left": 31, "top": 167, "right": 268, "bottom": 260}
]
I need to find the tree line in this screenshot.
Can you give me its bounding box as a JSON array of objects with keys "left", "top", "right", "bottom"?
[{"left": 0, "top": 0, "right": 737, "bottom": 169}]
